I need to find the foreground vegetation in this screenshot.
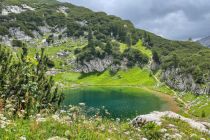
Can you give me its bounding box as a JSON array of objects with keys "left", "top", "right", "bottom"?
[
  {"left": 1, "top": 105, "right": 209, "bottom": 140},
  {"left": 0, "top": 45, "right": 63, "bottom": 118}
]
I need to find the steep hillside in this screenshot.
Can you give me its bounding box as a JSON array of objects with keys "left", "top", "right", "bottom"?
[
  {"left": 136, "top": 29, "right": 210, "bottom": 95},
  {"left": 0, "top": 0, "right": 209, "bottom": 94}
]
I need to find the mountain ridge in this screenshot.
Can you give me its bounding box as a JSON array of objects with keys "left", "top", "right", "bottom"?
[
  {"left": 198, "top": 36, "right": 210, "bottom": 48},
  {"left": 0, "top": 0, "right": 209, "bottom": 95}
]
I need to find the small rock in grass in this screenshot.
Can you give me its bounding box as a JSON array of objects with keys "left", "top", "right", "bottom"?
[
  {"left": 160, "top": 128, "right": 167, "bottom": 133},
  {"left": 20, "top": 136, "right": 27, "bottom": 140},
  {"left": 116, "top": 118, "right": 120, "bottom": 123},
  {"left": 190, "top": 133, "right": 197, "bottom": 138},
  {"left": 60, "top": 110, "right": 66, "bottom": 114},
  {"left": 168, "top": 124, "right": 177, "bottom": 128},
  {"left": 124, "top": 131, "right": 130, "bottom": 135},
  {"left": 36, "top": 118, "right": 46, "bottom": 123},
  {"left": 174, "top": 133, "right": 182, "bottom": 139},
  {"left": 47, "top": 136, "right": 68, "bottom": 140},
  {"left": 171, "top": 128, "right": 179, "bottom": 133},
  {"left": 52, "top": 114, "right": 60, "bottom": 121},
  {"left": 163, "top": 133, "right": 170, "bottom": 139}
]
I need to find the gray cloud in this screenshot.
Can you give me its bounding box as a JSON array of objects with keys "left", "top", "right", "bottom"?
[{"left": 60, "top": 0, "right": 210, "bottom": 40}]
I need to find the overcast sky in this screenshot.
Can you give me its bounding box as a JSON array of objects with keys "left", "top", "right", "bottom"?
[{"left": 60, "top": 0, "right": 210, "bottom": 40}]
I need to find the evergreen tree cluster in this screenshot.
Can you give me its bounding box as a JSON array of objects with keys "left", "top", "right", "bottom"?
[
  {"left": 0, "top": 45, "right": 64, "bottom": 118},
  {"left": 75, "top": 29, "right": 148, "bottom": 68},
  {"left": 142, "top": 32, "right": 153, "bottom": 48}
]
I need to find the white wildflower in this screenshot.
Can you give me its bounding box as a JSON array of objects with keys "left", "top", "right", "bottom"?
[
  {"left": 20, "top": 136, "right": 26, "bottom": 140},
  {"left": 65, "top": 130, "right": 71, "bottom": 136},
  {"left": 36, "top": 118, "right": 46, "bottom": 123},
  {"left": 52, "top": 114, "right": 60, "bottom": 121}
]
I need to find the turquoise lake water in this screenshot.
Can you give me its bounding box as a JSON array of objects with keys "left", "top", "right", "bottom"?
[{"left": 63, "top": 87, "right": 170, "bottom": 119}]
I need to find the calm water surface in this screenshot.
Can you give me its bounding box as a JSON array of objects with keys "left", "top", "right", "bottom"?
[{"left": 64, "top": 87, "right": 170, "bottom": 119}]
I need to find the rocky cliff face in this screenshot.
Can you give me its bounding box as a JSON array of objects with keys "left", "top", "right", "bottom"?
[
  {"left": 9, "top": 27, "right": 32, "bottom": 41},
  {"left": 0, "top": 3, "right": 69, "bottom": 47},
  {"left": 73, "top": 56, "right": 114, "bottom": 73},
  {"left": 198, "top": 36, "right": 210, "bottom": 48},
  {"left": 0, "top": 25, "right": 68, "bottom": 47},
  {"left": 72, "top": 56, "right": 128, "bottom": 73},
  {"left": 161, "top": 68, "right": 210, "bottom": 95},
  {"left": 1, "top": 4, "right": 35, "bottom": 16}
]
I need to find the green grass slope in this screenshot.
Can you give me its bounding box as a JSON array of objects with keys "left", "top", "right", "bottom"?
[{"left": 54, "top": 67, "right": 155, "bottom": 87}]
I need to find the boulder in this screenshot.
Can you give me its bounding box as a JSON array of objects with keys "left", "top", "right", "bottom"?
[{"left": 132, "top": 111, "right": 210, "bottom": 135}]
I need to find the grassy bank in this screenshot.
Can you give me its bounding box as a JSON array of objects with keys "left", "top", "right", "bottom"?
[{"left": 1, "top": 106, "right": 209, "bottom": 140}]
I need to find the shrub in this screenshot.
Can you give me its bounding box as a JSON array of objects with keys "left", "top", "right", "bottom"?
[
  {"left": 123, "top": 48, "right": 149, "bottom": 67},
  {"left": 0, "top": 46, "right": 64, "bottom": 118},
  {"left": 12, "top": 40, "right": 25, "bottom": 47},
  {"left": 201, "top": 110, "right": 206, "bottom": 118}
]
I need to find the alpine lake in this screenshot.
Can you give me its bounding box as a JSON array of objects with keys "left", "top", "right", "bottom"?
[{"left": 63, "top": 87, "right": 178, "bottom": 119}]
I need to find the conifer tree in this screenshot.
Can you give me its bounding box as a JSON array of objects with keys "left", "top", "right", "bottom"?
[
  {"left": 126, "top": 33, "right": 132, "bottom": 47},
  {"left": 0, "top": 45, "right": 64, "bottom": 118}
]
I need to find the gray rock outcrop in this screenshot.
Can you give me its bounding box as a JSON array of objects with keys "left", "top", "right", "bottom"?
[
  {"left": 1, "top": 4, "right": 35, "bottom": 15},
  {"left": 57, "top": 6, "right": 69, "bottom": 16},
  {"left": 9, "top": 27, "right": 32, "bottom": 41},
  {"left": 132, "top": 111, "right": 210, "bottom": 135},
  {"left": 72, "top": 56, "right": 129, "bottom": 73},
  {"left": 161, "top": 68, "right": 210, "bottom": 95},
  {"left": 74, "top": 56, "right": 113, "bottom": 73}
]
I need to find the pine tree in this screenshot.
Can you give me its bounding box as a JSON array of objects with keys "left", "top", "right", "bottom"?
[
  {"left": 126, "top": 33, "right": 132, "bottom": 47},
  {"left": 0, "top": 45, "right": 64, "bottom": 118},
  {"left": 172, "top": 54, "right": 178, "bottom": 68},
  {"left": 88, "top": 28, "right": 93, "bottom": 42},
  {"left": 87, "top": 28, "right": 95, "bottom": 48},
  {"left": 152, "top": 51, "right": 160, "bottom": 64}
]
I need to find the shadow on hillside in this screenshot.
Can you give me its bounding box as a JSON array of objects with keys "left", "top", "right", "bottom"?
[{"left": 78, "top": 71, "right": 107, "bottom": 79}]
